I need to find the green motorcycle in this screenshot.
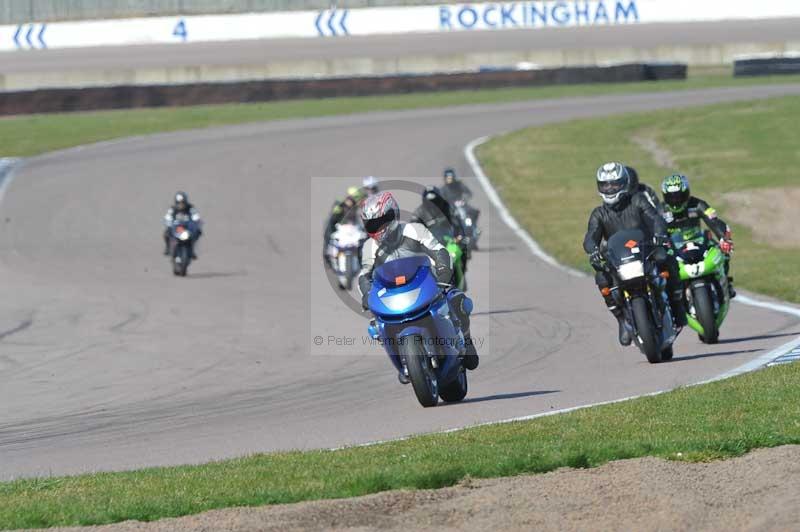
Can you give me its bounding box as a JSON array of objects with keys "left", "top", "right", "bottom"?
[
  {"left": 444, "top": 235, "right": 467, "bottom": 291},
  {"left": 671, "top": 230, "right": 730, "bottom": 344}
]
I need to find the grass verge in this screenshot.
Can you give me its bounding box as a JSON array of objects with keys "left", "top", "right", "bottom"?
[
  {"left": 2, "top": 74, "right": 800, "bottom": 158},
  {"left": 0, "top": 362, "right": 798, "bottom": 529},
  {"left": 478, "top": 95, "right": 800, "bottom": 303}
]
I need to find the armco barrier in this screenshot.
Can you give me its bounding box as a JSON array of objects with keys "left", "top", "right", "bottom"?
[
  {"left": 0, "top": 63, "right": 686, "bottom": 116},
  {"left": 734, "top": 57, "right": 800, "bottom": 77}
]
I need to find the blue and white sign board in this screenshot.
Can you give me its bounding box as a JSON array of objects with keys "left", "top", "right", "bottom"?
[{"left": 2, "top": 0, "right": 800, "bottom": 52}]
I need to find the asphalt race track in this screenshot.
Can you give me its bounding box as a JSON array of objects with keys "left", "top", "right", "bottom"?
[
  {"left": 1, "top": 85, "right": 800, "bottom": 480},
  {"left": 3, "top": 19, "right": 799, "bottom": 74}
]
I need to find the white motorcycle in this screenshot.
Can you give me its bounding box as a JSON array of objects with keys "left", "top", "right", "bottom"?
[{"left": 328, "top": 223, "right": 367, "bottom": 291}]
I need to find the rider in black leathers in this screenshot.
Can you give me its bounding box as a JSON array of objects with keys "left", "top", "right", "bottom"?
[
  {"left": 441, "top": 167, "right": 473, "bottom": 205},
  {"left": 163, "top": 191, "right": 202, "bottom": 258},
  {"left": 660, "top": 173, "right": 736, "bottom": 297},
  {"left": 626, "top": 166, "right": 660, "bottom": 210},
  {"left": 584, "top": 163, "right": 687, "bottom": 346},
  {"left": 413, "top": 186, "right": 469, "bottom": 275}
]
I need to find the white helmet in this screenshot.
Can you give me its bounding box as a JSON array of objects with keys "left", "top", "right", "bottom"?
[
  {"left": 596, "top": 162, "right": 631, "bottom": 206},
  {"left": 361, "top": 191, "right": 399, "bottom": 243},
  {"left": 362, "top": 176, "right": 379, "bottom": 195}
]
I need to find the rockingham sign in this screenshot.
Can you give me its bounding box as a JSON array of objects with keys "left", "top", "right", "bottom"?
[
  {"left": 438, "top": 1, "right": 640, "bottom": 30},
  {"left": 1, "top": 0, "right": 799, "bottom": 52}
]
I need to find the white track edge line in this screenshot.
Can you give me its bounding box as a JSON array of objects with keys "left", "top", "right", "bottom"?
[
  {"left": 0, "top": 158, "right": 20, "bottom": 204},
  {"left": 464, "top": 136, "right": 586, "bottom": 278}
]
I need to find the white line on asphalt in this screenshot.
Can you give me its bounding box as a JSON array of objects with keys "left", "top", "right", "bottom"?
[
  {"left": 0, "top": 158, "right": 20, "bottom": 205},
  {"left": 464, "top": 136, "right": 585, "bottom": 277}
]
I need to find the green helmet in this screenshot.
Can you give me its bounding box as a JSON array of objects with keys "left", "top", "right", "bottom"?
[{"left": 661, "top": 174, "right": 690, "bottom": 213}]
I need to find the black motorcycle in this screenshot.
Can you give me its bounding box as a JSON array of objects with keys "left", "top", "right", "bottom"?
[
  {"left": 604, "top": 229, "right": 677, "bottom": 363},
  {"left": 168, "top": 217, "right": 199, "bottom": 277},
  {"left": 454, "top": 200, "right": 481, "bottom": 251}
]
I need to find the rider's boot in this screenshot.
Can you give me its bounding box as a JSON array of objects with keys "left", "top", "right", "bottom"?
[
  {"left": 451, "top": 292, "right": 479, "bottom": 370},
  {"left": 670, "top": 291, "right": 688, "bottom": 328},
  {"left": 614, "top": 311, "right": 632, "bottom": 347},
  {"left": 163, "top": 232, "right": 171, "bottom": 256},
  {"left": 463, "top": 334, "right": 479, "bottom": 370},
  {"left": 604, "top": 292, "right": 631, "bottom": 346},
  {"left": 728, "top": 277, "right": 737, "bottom": 299}
]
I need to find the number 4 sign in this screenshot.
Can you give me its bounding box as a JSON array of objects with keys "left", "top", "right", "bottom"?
[{"left": 173, "top": 19, "right": 188, "bottom": 41}]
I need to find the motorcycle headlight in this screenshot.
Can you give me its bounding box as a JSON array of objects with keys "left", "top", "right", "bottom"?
[
  {"left": 465, "top": 218, "right": 473, "bottom": 227},
  {"left": 380, "top": 288, "right": 421, "bottom": 312},
  {"left": 617, "top": 261, "right": 645, "bottom": 281},
  {"left": 178, "top": 231, "right": 191, "bottom": 241}
]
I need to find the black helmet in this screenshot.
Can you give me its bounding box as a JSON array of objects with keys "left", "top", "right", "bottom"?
[
  {"left": 443, "top": 167, "right": 458, "bottom": 184},
  {"left": 422, "top": 186, "right": 449, "bottom": 216}
]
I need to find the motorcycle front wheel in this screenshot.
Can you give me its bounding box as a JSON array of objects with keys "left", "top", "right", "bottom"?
[
  {"left": 693, "top": 284, "right": 719, "bottom": 344},
  {"left": 631, "top": 296, "right": 662, "bottom": 363},
  {"left": 440, "top": 367, "right": 468, "bottom": 403},
  {"left": 401, "top": 336, "right": 439, "bottom": 407}
]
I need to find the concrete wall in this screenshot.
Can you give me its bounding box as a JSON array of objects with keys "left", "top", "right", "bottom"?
[
  {"left": 0, "top": 0, "right": 459, "bottom": 24},
  {"left": 2, "top": 41, "right": 795, "bottom": 92}
]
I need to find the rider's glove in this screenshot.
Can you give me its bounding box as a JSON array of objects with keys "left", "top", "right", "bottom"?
[
  {"left": 720, "top": 238, "right": 734, "bottom": 254},
  {"left": 654, "top": 234, "right": 670, "bottom": 249},
  {"left": 719, "top": 230, "right": 734, "bottom": 254},
  {"left": 435, "top": 264, "right": 453, "bottom": 285},
  {"left": 589, "top": 248, "right": 604, "bottom": 271},
  {"left": 361, "top": 289, "right": 370, "bottom": 311}
]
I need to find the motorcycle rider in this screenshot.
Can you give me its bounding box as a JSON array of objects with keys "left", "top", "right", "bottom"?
[
  {"left": 358, "top": 192, "right": 479, "bottom": 371},
  {"left": 660, "top": 174, "right": 736, "bottom": 298},
  {"left": 584, "top": 162, "right": 687, "bottom": 347},
  {"left": 413, "top": 186, "right": 469, "bottom": 279},
  {"left": 414, "top": 186, "right": 466, "bottom": 244},
  {"left": 626, "top": 166, "right": 660, "bottom": 210},
  {"left": 441, "top": 167, "right": 477, "bottom": 214},
  {"left": 163, "top": 191, "right": 202, "bottom": 258},
  {"left": 323, "top": 186, "right": 366, "bottom": 268},
  {"left": 441, "top": 167, "right": 472, "bottom": 203},
  {"left": 442, "top": 167, "right": 481, "bottom": 246}
]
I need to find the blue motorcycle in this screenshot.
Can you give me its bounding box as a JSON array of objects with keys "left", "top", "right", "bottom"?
[
  {"left": 168, "top": 217, "right": 200, "bottom": 277},
  {"left": 367, "top": 256, "right": 473, "bottom": 407}
]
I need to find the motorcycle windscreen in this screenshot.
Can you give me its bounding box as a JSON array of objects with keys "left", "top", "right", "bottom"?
[
  {"left": 671, "top": 232, "right": 710, "bottom": 264},
  {"left": 606, "top": 229, "right": 646, "bottom": 268},
  {"left": 370, "top": 256, "right": 439, "bottom": 318}
]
